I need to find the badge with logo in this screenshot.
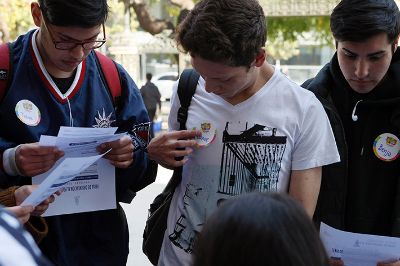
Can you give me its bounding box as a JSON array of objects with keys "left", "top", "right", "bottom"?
[
  {"left": 193, "top": 122, "right": 217, "bottom": 148},
  {"left": 373, "top": 133, "right": 400, "bottom": 162},
  {"left": 15, "top": 100, "right": 41, "bottom": 126}
]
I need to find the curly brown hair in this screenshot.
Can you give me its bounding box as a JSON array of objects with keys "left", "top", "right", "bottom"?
[{"left": 176, "top": 0, "right": 266, "bottom": 68}]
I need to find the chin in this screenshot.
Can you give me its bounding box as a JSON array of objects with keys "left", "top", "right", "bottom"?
[
  {"left": 349, "top": 81, "right": 375, "bottom": 94},
  {"left": 61, "top": 64, "right": 78, "bottom": 73},
  {"left": 352, "top": 86, "right": 375, "bottom": 94}
]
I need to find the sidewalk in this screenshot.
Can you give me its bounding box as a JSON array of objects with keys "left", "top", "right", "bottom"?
[{"left": 122, "top": 166, "right": 172, "bottom": 266}]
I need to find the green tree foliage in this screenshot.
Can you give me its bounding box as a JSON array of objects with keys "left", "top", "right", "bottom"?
[
  {"left": 0, "top": 0, "right": 33, "bottom": 42},
  {"left": 267, "top": 16, "right": 332, "bottom": 45},
  {"left": 266, "top": 16, "right": 332, "bottom": 60}
]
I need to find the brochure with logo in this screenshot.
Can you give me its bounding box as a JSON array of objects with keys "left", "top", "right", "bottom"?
[{"left": 29, "top": 127, "right": 125, "bottom": 216}]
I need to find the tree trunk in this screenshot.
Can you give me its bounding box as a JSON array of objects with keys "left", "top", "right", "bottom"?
[
  {"left": 120, "top": 0, "right": 195, "bottom": 35},
  {"left": 131, "top": 2, "right": 174, "bottom": 35}
]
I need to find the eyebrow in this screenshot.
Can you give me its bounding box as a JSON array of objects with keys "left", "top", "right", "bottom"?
[
  {"left": 58, "top": 31, "right": 101, "bottom": 42},
  {"left": 342, "top": 47, "right": 386, "bottom": 57}
]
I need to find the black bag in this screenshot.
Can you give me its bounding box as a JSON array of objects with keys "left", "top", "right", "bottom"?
[{"left": 142, "top": 69, "right": 200, "bottom": 265}]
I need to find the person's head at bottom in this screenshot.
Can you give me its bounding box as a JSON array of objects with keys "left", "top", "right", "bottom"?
[{"left": 193, "top": 192, "right": 329, "bottom": 266}]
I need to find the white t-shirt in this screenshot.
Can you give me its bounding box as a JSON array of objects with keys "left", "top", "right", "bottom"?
[{"left": 158, "top": 68, "right": 340, "bottom": 266}]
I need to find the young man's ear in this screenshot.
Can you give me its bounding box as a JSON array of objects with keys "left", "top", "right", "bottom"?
[
  {"left": 392, "top": 35, "right": 399, "bottom": 54},
  {"left": 31, "top": 2, "right": 43, "bottom": 27},
  {"left": 254, "top": 49, "right": 266, "bottom": 67}
]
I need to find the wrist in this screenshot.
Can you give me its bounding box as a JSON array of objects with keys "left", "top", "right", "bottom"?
[{"left": 3, "top": 146, "right": 23, "bottom": 176}]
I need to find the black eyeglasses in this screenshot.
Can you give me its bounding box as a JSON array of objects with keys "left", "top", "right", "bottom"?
[{"left": 42, "top": 18, "right": 106, "bottom": 50}]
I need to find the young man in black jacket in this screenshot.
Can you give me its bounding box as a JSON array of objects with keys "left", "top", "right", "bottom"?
[{"left": 303, "top": 0, "right": 400, "bottom": 238}]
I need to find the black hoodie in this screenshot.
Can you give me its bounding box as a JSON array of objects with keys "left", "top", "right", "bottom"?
[{"left": 303, "top": 50, "right": 400, "bottom": 236}]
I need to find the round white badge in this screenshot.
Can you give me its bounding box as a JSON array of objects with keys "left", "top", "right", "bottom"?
[
  {"left": 373, "top": 133, "right": 400, "bottom": 162},
  {"left": 192, "top": 122, "right": 217, "bottom": 148},
  {"left": 15, "top": 100, "right": 41, "bottom": 126}
]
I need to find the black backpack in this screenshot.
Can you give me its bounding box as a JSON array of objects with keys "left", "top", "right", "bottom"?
[{"left": 142, "top": 68, "right": 200, "bottom": 265}]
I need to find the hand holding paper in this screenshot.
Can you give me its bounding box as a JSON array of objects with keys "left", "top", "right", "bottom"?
[
  {"left": 321, "top": 223, "right": 400, "bottom": 266},
  {"left": 21, "top": 152, "right": 107, "bottom": 208},
  {"left": 15, "top": 143, "right": 64, "bottom": 177},
  {"left": 6, "top": 205, "right": 34, "bottom": 224},
  {"left": 97, "top": 135, "right": 134, "bottom": 168},
  {"left": 15, "top": 185, "right": 56, "bottom": 216}
]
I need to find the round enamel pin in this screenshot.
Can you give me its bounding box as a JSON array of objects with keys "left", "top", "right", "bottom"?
[
  {"left": 193, "top": 122, "right": 217, "bottom": 148},
  {"left": 15, "top": 100, "right": 41, "bottom": 126},
  {"left": 373, "top": 133, "right": 400, "bottom": 162}
]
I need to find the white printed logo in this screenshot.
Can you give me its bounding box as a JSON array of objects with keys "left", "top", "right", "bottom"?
[{"left": 93, "top": 108, "right": 115, "bottom": 128}]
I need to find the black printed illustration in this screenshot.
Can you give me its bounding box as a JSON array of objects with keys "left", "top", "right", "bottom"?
[
  {"left": 218, "top": 122, "right": 287, "bottom": 195},
  {"left": 168, "top": 214, "right": 197, "bottom": 254},
  {"left": 169, "top": 122, "right": 287, "bottom": 253}
]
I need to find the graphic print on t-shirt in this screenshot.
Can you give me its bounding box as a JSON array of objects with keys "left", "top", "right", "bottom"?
[{"left": 168, "top": 122, "right": 287, "bottom": 253}]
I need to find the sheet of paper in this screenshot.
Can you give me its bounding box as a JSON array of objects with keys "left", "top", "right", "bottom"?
[
  {"left": 320, "top": 222, "right": 400, "bottom": 266},
  {"left": 33, "top": 127, "right": 125, "bottom": 216},
  {"left": 39, "top": 133, "right": 125, "bottom": 156},
  {"left": 34, "top": 157, "right": 116, "bottom": 216},
  {"left": 58, "top": 126, "right": 117, "bottom": 137},
  {"left": 21, "top": 153, "right": 105, "bottom": 208}
]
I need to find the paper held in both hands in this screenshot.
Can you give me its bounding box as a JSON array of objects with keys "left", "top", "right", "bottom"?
[
  {"left": 21, "top": 126, "right": 126, "bottom": 216},
  {"left": 320, "top": 222, "right": 400, "bottom": 266}
]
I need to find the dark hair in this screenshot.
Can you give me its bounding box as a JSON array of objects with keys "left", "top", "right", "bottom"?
[
  {"left": 146, "top": 73, "right": 153, "bottom": 81},
  {"left": 193, "top": 192, "right": 329, "bottom": 266},
  {"left": 38, "top": 0, "right": 109, "bottom": 27},
  {"left": 331, "top": 0, "right": 400, "bottom": 44},
  {"left": 175, "top": 0, "right": 266, "bottom": 67}
]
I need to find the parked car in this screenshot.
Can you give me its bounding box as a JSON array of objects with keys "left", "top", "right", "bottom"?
[{"left": 152, "top": 72, "right": 179, "bottom": 101}]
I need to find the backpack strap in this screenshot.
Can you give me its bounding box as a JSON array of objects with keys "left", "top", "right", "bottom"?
[
  {"left": 0, "top": 43, "right": 12, "bottom": 102},
  {"left": 177, "top": 69, "right": 200, "bottom": 130},
  {"left": 172, "top": 69, "right": 200, "bottom": 184},
  {"left": 94, "top": 51, "right": 122, "bottom": 106}
]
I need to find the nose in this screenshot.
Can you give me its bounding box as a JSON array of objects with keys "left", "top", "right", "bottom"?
[
  {"left": 355, "top": 58, "right": 369, "bottom": 79},
  {"left": 69, "top": 44, "right": 85, "bottom": 60}
]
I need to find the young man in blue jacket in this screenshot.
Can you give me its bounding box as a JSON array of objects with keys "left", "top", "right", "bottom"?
[{"left": 0, "top": 0, "right": 156, "bottom": 265}]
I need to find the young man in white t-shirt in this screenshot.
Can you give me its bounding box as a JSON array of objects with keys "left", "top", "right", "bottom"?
[{"left": 147, "top": 0, "right": 340, "bottom": 264}]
